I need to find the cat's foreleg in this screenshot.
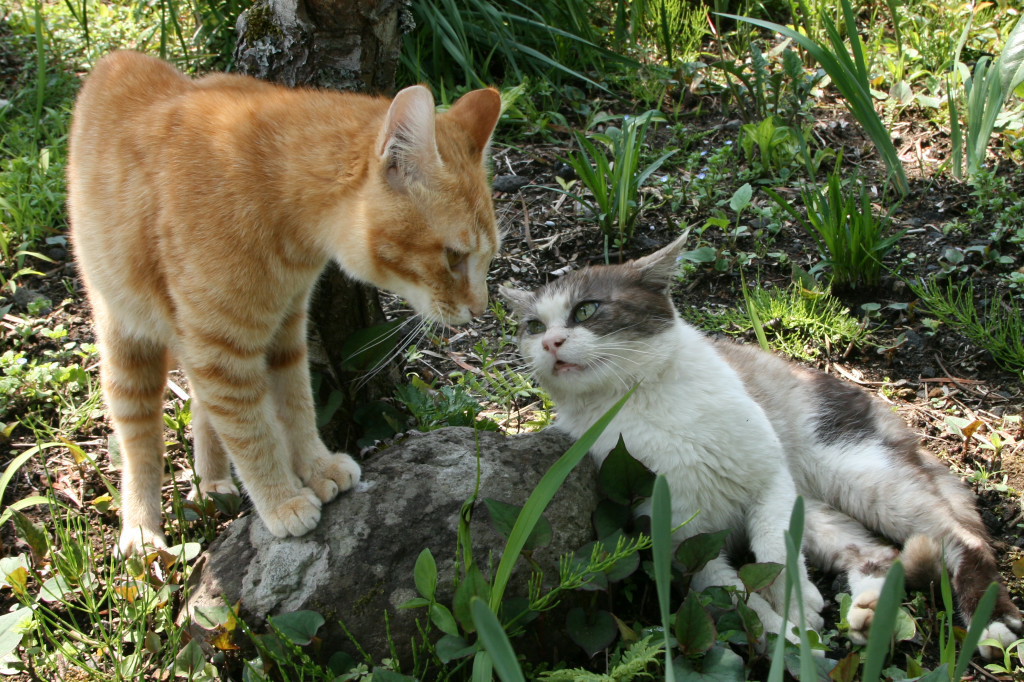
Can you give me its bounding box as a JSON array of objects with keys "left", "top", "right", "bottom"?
[
  {"left": 747, "top": 476, "right": 825, "bottom": 632},
  {"left": 97, "top": 313, "right": 171, "bottom": 555},
  {"left": 189, "top": 394, "right": 239, "bottom": 498},
  {"left": 267, "top": 306, "right": 360, "bottom": 503}
]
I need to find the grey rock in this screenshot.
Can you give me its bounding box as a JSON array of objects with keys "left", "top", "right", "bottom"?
[{"left": 183, "top": 426, "right": 597, "bottom": 665}]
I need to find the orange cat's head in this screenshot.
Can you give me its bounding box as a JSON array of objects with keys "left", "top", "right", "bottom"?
[{"left": 356, "top": 85, "right": 503, "bottom": 325}]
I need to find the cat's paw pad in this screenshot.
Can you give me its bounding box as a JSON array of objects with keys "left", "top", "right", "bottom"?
[
  {"left": 306, "top": 453, "right": 361, "bottom": 503},
  {"left": 978, "top": 620, "right": 1021, "bottom": 659},
  {"left": 261, "top": 488, "right": 322, "bottom": 538},
  {"left": 846, "top": 589, "right": 879, "bottom": 645},
  {"left": 118, "top": 526, "right": 168, "bottom": 557}
]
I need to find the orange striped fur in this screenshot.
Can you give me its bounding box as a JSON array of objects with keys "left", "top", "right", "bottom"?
[{"left": 67, "top": 51, "right": 502, "bottom": 553}]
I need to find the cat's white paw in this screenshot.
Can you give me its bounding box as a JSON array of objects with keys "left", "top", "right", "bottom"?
[
  {"left": 118, "top": 525, "right": 168, "bottom": 556},
  {"left": 846, "top": 589, "right": 879, "bottom": 645},
  {"left": 260, "top": 487, "right": 322, "bottom": 538},
  {"left": 189, "top": 478, "right": 240, "bottom": 500},
  {"left": 304, "top": 452, "right": 361, "bottom": 503},
  {"left": 978, "top": 620, "right": 1021, "bottom": 659}
]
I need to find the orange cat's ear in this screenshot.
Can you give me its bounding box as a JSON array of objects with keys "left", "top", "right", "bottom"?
[
  {"left": 378, "top": 85, "right": 442, "bottom": 191},
  {"left": 446, "top": 88, "right": 502, "bottom": 156}
]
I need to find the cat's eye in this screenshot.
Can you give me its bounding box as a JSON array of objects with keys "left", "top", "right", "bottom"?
[
  {"left": 445, "top": 248, "right": 467, "bottom": 271},
  {"left": 525, "top": 320, "right": 546, "bottom": 335},
  {"left": 573, "top": 301, "right": 600, "bottom": 323}
]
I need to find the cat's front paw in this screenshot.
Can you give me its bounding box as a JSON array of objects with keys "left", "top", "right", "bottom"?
[
  {"left": 978, "top": 619, "right": 1023, "bottom": 659},
  {"left": 260, "top": 487, "right": 322, "bottom": 538},
  {"left": 304, "top": 452, "right": 361, "bottom": 503},
  {"left": 846, "top": 589, "right": 879, "bottom": 645},
  {"left": 118, "top": 525, "right": 167, "bottom": 556}
]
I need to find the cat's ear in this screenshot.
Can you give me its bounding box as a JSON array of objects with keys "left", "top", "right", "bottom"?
[
  {"left": 446, "top": 88, "right": 502, "bottom": 156},
  {"left": 631, "top": 231, "right": 690, "bottom": 291},
  {"left": 498, "top": 284, "right": 533, "bottom": 315},
  {"left": 378, "top": 85, "right": 442, "bottom": 191}
]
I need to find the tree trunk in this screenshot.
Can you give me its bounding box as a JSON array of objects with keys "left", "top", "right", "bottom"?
[{"left": 233, "top": 0, "right": 410, "bottom": 451}]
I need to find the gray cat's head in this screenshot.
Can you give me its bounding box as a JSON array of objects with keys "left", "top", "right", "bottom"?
[{"left": 500, "top": 235, "right": 687, "bottom": 395}]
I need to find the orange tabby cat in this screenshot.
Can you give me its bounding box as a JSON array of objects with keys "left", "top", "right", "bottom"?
[{"left": 67, "top": 51, "right": 502, "bottom": 554}]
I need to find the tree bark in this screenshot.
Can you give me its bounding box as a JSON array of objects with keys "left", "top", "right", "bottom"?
[{"left": 233, "top": 0, "right": 410, "bottom": 451}]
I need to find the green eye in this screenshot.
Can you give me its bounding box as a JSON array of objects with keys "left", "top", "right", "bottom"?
[
  {"left": 573, "top": 301, "right": 600, "bottom": 323},
  {"left": 525, "top": 320, "right": 546, "bottom": 335}
]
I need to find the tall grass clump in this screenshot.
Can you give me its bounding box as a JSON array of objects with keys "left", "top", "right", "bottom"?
[
  {"left": 766, "top": 171, "right": 904, "bottom": 290},
  {"left": 555, "top": 111, "right": 676, "bottom": 261},
  {"left": 949, "top": 16, "right": 1024, "bottom": 181},
  {"left": 401, "top": 0, "right": 632, "bottom": 98},
  {"left": 724, "top": 0, "right": 911, "bottom": 195}
]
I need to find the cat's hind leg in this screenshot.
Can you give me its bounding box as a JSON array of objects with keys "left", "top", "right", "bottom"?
[
  {"left": 180, "top": 327, "right": 322, "bottom": 539},
  {"left": 189, "top": 394, "right": 239, "bottom": 498},
  {"left": 268, "top": 304, "right": 360, "bottom": 503},
  {"left": 803, "top": 500, "right": 900, "bottom": 645},
  {"left": 96, "top": 308, "right": 171, "bottom": 555}
]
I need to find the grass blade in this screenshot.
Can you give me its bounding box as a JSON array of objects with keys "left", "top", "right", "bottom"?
[
  {"left": 651, "top": 475, "right": 677, "bottom": 682},
  {"left": 471, "top": 597, "right": 525, "bottom": 682},
  {"left": 488, "top": 386, "right": 637, "bottom": 610},
  {"left": 862, "top": 560, "right": 905, "bottom": 680}
]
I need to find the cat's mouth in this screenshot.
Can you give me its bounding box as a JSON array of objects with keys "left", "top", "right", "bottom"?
[{"left": 553, "top": 360, "right": 584, "bottom": 374}]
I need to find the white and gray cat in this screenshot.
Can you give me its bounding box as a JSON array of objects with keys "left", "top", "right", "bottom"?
[{"left": 500, "top": 236, "right": 1020, "bottom": 654}]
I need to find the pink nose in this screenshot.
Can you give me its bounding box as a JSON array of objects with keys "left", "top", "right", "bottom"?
[{"left": 542, "top": 333, "right": 566, "bottom": 353}]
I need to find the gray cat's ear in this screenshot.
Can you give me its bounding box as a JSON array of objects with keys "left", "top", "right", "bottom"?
[
  {"left": 498, "top": 284, "right": 532, "bottom": 315},
  {"left": 378, "top": 85, "right": 443, "bottom": 191},
  {"left": 632, "top": 231, "right": 690, "bottom": 291}
]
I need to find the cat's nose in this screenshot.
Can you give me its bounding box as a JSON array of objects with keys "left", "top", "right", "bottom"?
[{"left": 542, "top": 333, "right": 566, "bottom": 353}]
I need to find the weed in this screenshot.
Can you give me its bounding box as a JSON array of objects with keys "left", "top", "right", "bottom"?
[
  {"left": 555, "top": 111, "right": 676, "bottom": 260},
  {"left": 727, "top": 0, "right": 911, "bottom": 194},
  {"left": 767, "top": 170, "right": 904, "bottom": 290},
  {"left": 909, "top": 279, "right": 1024, "bottom": 374}
]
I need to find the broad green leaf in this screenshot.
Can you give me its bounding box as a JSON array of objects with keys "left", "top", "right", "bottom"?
[
  {"left": 172, "top": 640, "right": 206, "bottom": 677},
  {"left": 0, "top": 607, "right": 33, "bottom": 660},
  {"left": 738, "top": 562, "right": 784, "bottom": 594},
  {"left": 597, "top": 436, "right": 655, "bottom": 505},
  {"left": 413, "top": 548, "right": 438, "bottom": 600},
  {"left": 566, "top": 607, "right": 617, "bottom": 658},
  {"left": 829, "top": 652, "right": 859, "bottom": 682},
  {"left": 997, "top": 17, "right": 1024, "bottom": 95},
  {"left": 734, "top": 596, "right": 763, "bottom": 641},
  {"left": 674, "top": 592, "right": 716, "bottom": 656},
  {"left": 593, "top": 499, "right": 631, "bottom": 540},
  {"left": 267, "top": 610, "right": 324, "bottom": 646},
  {"left": 484, "top": 498, "right": 552, "bottom": 551},
  {"left": 454, "top": 565, "right": 491, "bottom": 634},
  {"left": 728, "top": 183, "right": 752, "bottom": 213},
  {"left": 430, "top": 603, "right": 460, "bottom": 637},
  {"left": 672, "top": 645, "right": 745, "bottom": 681},
  {"left": 10, "top": 509, "right": 49, "bottom": 560},
  {"left": 435, "top": 633, "right": 477, "bottom": 663},
  {"left": 675, "top": 530, "right": 731, "bottom": 573}
]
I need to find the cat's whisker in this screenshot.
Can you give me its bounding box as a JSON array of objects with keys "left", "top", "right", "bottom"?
[{"left": 354, "top": 316, "right": 430, "bottom": 389}]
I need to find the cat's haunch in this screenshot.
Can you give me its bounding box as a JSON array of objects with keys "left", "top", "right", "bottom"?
[
  {"left": 68, "top": 51, "right": 503, "bottom": 554},
  {"left": 502, "top": 237, "right": 1021, "bottom": 657}
]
